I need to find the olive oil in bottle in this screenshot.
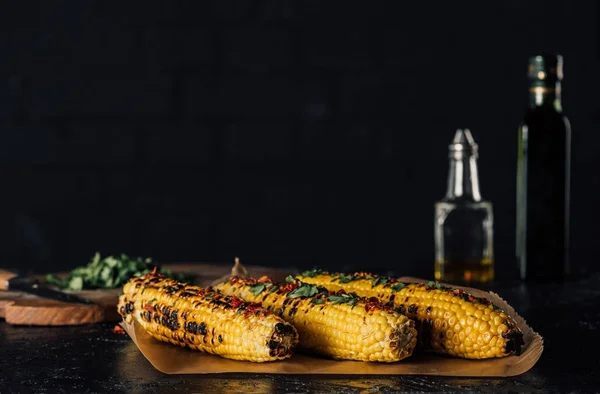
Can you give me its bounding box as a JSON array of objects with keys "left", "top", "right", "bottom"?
[
  {"left": 435, "top": 129, "right": 494, "bottom": 285},
  {"left": 516, "top": 54, "right": 571, "bottom": 282}
]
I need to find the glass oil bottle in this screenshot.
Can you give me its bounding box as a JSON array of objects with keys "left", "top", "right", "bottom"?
[{"left": 434, "top": 129, "right": 494, "bottom": 285}]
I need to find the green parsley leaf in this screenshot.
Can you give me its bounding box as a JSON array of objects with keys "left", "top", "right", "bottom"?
[
  {"left": 327, "top": 295, "right": 347, "bottom": 304},
  {"left": 391, "top": 283, "right": 406, "bottom": 292},
  {"left": 288, "top": 284, "right": 319, "bottom": 299},
  {"left": 338, "top": 273, "right": 356, "bottom": 284},
  {"left": 285, "top": 275, "right": 295, "bottom": 283},
  {"left": 300, "top": 268, "right": 323, "bottom": 278},
  {"left": 311, "top": 297, "right": 324, "bottom": 305},
  {"left": 327, "top": 293, "right": 361, "bottom": 306},
  {"left": 249, "top": 283, "right": 267, "bottom": 296}
]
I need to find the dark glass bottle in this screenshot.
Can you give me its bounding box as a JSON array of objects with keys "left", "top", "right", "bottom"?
[{"left": 516, "top": 54, "right": 571, "bottom": 281}]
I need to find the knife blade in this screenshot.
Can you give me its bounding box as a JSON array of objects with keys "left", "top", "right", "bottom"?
[{"left": 0, "top": 269, "right": 95, "bottom": 305}]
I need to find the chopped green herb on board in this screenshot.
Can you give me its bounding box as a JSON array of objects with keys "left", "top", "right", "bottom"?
[{"left": 45, "top": 252, "right": 193, "bottom": 291}]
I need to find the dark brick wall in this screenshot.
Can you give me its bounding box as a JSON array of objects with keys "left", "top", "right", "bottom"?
[{"left": 1, "top": 0, "right": 598, "bottom": 278}]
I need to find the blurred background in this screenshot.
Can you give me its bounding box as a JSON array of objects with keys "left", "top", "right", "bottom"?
[{"left": 0, "top": 0, "right": 598, "bottom": 279}]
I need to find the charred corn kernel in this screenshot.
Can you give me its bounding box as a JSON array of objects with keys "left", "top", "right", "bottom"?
[
  {"left": 296, "top": 269, "right": 524, "bottom": 360},
  {"left": 117, "top": 272, "right": 298, "bottom": 362},
  {"left": 214, "top": 276, "right": 417, "bottom": 363}
]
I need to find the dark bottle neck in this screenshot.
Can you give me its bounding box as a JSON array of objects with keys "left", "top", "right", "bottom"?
[
  {"left": 529, "top": 82, "right": 563, "bottom": 112},
  {"left": 445, "top": 151, "right": 482, "bottom": 202}
]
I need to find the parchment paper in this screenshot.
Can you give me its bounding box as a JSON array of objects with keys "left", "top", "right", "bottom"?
[{"left": 120, "top": 277, "right": 543, "bottom": 377}]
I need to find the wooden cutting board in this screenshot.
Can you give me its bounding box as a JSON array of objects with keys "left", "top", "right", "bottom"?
[{"left": 0, "top": 262, "right": 294, "bottom": 326}]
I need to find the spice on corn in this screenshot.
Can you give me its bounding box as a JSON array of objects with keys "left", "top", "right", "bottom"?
[
  {"left": 118, "top": 271, "right": 298, "bottom": 362},
  {"left": 214, "top": 275, "right": 418, "bottom": 363},
  {"left": 296, "top": 269, "right": 524, "bottom": 360}
]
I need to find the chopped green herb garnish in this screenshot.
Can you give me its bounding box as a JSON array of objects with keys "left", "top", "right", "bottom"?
[
  {"left": 300, "top": 268, "right": 323, "bottom": 278},
  {"left": 327, "top": 293, "right": 359, "bottom": 308},
  {"left": 311, "top": 297, "right": 324, "bottom": 305},
  {"left": 288, "top": 284, "right": 320, "bottom": 299},
  {"left": 249, "top": 283, "right": 267, "bottom": 295},
  {"left": 371, "top": 276, "right": 388, "bottom": 287},
  {"left": 269, "top": 285, "right": 279, "bottom": 293},
  {"left": 391, "top": 283, "right": 406, "bottom": 292},
  {"left": 285, "top": 275, "right": 295, "bottom": 283},
  {"left": 44, "top": 252, "right": 194, "bottom": 291},
  {"left": 337, "top": 273, "right": 356, "bottom": 283}
]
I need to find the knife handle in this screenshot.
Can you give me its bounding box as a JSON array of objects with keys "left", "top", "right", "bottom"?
[{"left": 0, "top": 269, "right": 18, "bottom": 291}]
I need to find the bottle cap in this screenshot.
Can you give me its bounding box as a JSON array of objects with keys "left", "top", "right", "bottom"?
[
  {"left": 449, "top": 129, "right": 478, "bottom": 159},
  {"left": 528, "top": 54, "right": 563, "bottom": 86}
]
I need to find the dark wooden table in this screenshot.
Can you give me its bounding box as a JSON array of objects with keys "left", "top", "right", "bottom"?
[{"left": 1, "top": 273, "right": 598, "bottom": 393}]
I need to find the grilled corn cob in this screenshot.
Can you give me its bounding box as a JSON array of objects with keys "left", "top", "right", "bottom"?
[
  {"left": 214, "top": 276, "right": 417, "bottom": 362},
  {"left": 296, "top": 269, "right": 524, "bottom": 359},
  {"left": 117, "top": 272, "right": 298, "bottom": 362}
]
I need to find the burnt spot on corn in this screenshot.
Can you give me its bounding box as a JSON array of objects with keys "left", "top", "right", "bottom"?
[
  {"left": 420, "top": 319, "right": 434, "bottom": 349},
  {"left": 408, "top": 304, "right": 418, "bottom": 314},
  {"left": 398, "top": 305, "right": 406, "bottom": 315},
  {"left": 145, "top": 310, "right": 152, "bottom": 321},
  {"left": 426, "top": 306, "right": 432, "bottom": 315},
  {"left": 185, "top": 321, "right": 197, "bottom": 333},
  {"left": 180, "top": 291, "right": 196, "bottom": 299},
  {"left": 274, "top": 322, "right": 295, "bottom": 336},
  {"left": 218, "top": 335, "right": 223, "bottom": 343},
  {"left": 153, "top": 313, "right": 160, "bottom": 323},
  {"left": 198, "top": 322, "right": 207, "bottom": 335},
  {"left": 278, "top": 307, "right": 285, "bottom": 317},
  {"left": 119, "top": 306, "right": 126, "bottom": 315},
  {"left": 502, "top": 330, "right": 525, "bottom": 356},
  {"left": 126, "top": 302, "right": 134, "bottom": 313},
  {"left": 289, "top": 306, "right": 298, "bottom": 317},
  {"left": 171, "top": 310, "right": 178, "bottom": 320},
  {"left": 404, "top": 297, "right": 409, "bottom": 302},
  {"left": 389, "top": 294, "right": 395, "bottom": 304},
  {"left": 268, "top": 340, "right": 278, "bottom": 350}
]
